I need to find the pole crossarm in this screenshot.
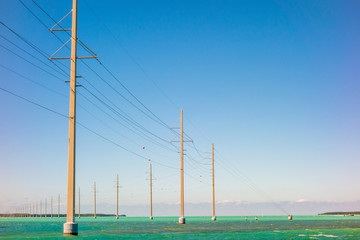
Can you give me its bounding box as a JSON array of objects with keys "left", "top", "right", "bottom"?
[
  {"left": 50, "top": 10, "right": 72, "bottom": 32},
  {"left": 49, "top": 39, "right": 71, "bottom": 60}
]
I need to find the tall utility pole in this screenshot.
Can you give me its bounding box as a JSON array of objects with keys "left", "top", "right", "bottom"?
[
  {"left": 58, "top": 194, "right": 60, "bottom": 218},
  {"left": 64, "top": 0, "right": 78, "bottom": 235},
  {"left": 48, "top": 0, "right": 96, "bottom": 233},
  {"left": 211, "top": 143, "right": 216, "bottom": 221},
  {"left": 78, "top": 187, "right": 80, "bottom": 219},
  {"left": 51, "top": 196, "right": 53, "bottom": 218},
  {"left": 94, "top": 182, "right": 97, "bottom": 219},
  {"left": 116, "top": 175, "right": 119, "bottom": 219},
  {"left": 179, "top": 109, "right": 185, "bottom": 224},
  {"left": 149, "top": 163, "right": 153, "bottom": 220}
]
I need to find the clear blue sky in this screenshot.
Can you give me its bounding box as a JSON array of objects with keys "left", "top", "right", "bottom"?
[{"left": 0, "top": 0, "right": 359, "bottom": 215}]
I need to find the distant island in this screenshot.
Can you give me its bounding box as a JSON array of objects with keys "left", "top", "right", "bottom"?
[
  {"left": 319, "top": 212, "right": 359, "bottom": 216},
  {"left": 0, "top": 213, "right": 126, "bottom": 218}
]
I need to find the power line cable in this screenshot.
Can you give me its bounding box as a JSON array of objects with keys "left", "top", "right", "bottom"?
[
  {"left": 81, "top": 0, "right": 180, "bottom": 110},
  {"left": 0, "top": 63, "right": 66, "bottom": 98},
  {"left": 1, "top": 85, "right": 177, "bottom": 170},
  {"left": 0, "top": 43, "right": 65, "bottom": 82},
  {"left": 0, "top": 33, "right": 69, "bottom": 78}
]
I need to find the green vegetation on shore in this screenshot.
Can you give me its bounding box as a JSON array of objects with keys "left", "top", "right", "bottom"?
[{"left": 319, "top": 212, "right": 359, "bottom": 216}]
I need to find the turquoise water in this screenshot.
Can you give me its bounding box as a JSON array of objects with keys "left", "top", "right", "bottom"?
[{"left": 1, "top": 216, "right": 360, "bottom": 239}]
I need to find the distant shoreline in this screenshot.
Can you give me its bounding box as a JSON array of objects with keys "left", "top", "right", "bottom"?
[
  {"left": 318, "top": 212, "right": 360, "bottom": 216},
  {"left": 0, "top": 213, "right": 126, "bottom": 218}
]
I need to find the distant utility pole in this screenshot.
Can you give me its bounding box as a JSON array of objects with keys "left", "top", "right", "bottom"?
[
  {"left": 179, "top": 110, "right": 185, "bottom": 224},
  {"left": 149, "top": 163, "right": 153, "bottom": 220},
  {"left": 78, "top": 187, "right": 80, "bottom": 219},
  {"left": 211, "top": 143, "right": 216, "bottom": 221},
  {"left": 58, "top": 194, "right": 60, "bottom": 218},
  {"left": 116, "top": 175, "right": 119, "bottom": 219},
  {"left": 94, "top": 182, "right": 97, "bottom": 219},
  {"left": 170, "top": 110, "right": 192, "bottom": 224}
]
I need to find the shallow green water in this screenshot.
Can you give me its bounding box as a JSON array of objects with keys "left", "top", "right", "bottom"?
[{"left": 1, "top": 215, "right": 360, "bottom": 239}]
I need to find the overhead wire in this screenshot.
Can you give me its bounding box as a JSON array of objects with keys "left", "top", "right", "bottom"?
[
  {"left": 16, "top": 0, "right": 292, "bottom": 210},
  {"left": 80, "top": 0, "right": 180, "bottom": 111},
  {"left": 0, "top": 20, "right": 69, "bottom": 75},
  {"left": 0, "top": 34, "right": 69, "bottom": 78},
  {"left": 26, "top": 0, "right": 181, "bottom": 153},
  {"left": 20, "top": 0, "right": 180, "bottom": 154},
  {"left": 0, "top": 85, "right": 177, "bottom": 171}
]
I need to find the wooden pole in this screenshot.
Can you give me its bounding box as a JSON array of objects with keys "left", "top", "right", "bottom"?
[
  {"left": 150, "top": 163, "right": 153, "bottom": 220},
  {"left": 78, "top": 187, "right": 80, "bottom": 219},
  {"left": 179, "top": 110, "right": 185, "bottom": 224},
  {"left": 212, "top": 143, "right": 216, "bottom": 221},
  {"left": 58, "top": 194, "right": 60, "bottom": 218},
  {"left": 116, "top": 175, "right": 119, "bottom": 219},
  {"left": 94, "top": 182, "right": 96, "bottom": 219},
  {"left": 64, "top": 0, "right": 78, "bottom": 234}
]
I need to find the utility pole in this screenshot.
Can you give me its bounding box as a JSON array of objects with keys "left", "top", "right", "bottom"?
[
  {"left": 64, "top": 0, "right": 78, "bottom": 234},
  {"left": 58, "top": 194, "right": 60, "bottom": 218},
  {"left": 49, "top": 0, "right": 96, "bottom": 233},
  {"left": 149, "top": 163, "right": 153, "bottom": 220},
  {"left": 211, "top": 143, "right": 216, "bottom": 221},
  {"left": 51, "top": 196, "right": 53, "bottom": 218},
  {"left": 94, "top": 182, "right": 97, "bottom": 219},
  {"left": 78, "top": 187, "right": 80, "bottom": 219},
  {"left": 116, "top": 175, "right": 119, "bottom": 219},
  {"left": 179, "top": 109, "right": 185, "bottom": 224}
]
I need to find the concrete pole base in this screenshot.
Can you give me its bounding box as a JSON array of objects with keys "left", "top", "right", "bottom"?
[
  {"left": 211, "top": 216, "right": 216, "bottom": 221},
  {"left": 149, "top": 216, "right": 153, "bottom": 220},
  {"left": 63, "top": 222, "right": 78, "bottom": 235},
  {"left": 179, "top": 217, "right": 186, "bottom": 224}
]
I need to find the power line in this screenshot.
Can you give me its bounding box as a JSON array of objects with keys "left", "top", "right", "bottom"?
[
  {"left": 27, "top": 0, "right": 180, "bottom": 145},
  {"left": 0, "top": 33, "right": 69, "bottom": 78},
  {"left": 81, "top": 0, "right": 180, "bottom": 110},
  {"left": 78, "top": 88, "right": 176, "bottom": 153},
  {"left": 0, "top": 86, "right": 68, "bottom": 118},
  {"left": 0, "top": 43, "right": 65, "bottom": 82},
  {"left": 0, "top": 85, "right": 177, "bottom": 170},
  {"left": 0, "top": 63, "right": 66, "bottom": 98},
  {"left": 0, "top": 21, "right": 69, "bottom": 80}
]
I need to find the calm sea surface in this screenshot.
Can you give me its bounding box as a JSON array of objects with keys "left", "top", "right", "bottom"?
[{"left": 1, "top": 215, "right": 360, "bottom": 239}]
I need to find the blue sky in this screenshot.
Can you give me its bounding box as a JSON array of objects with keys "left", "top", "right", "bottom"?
[{"left": 0, "top": 0, "right": 360, "bottom": 216}]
